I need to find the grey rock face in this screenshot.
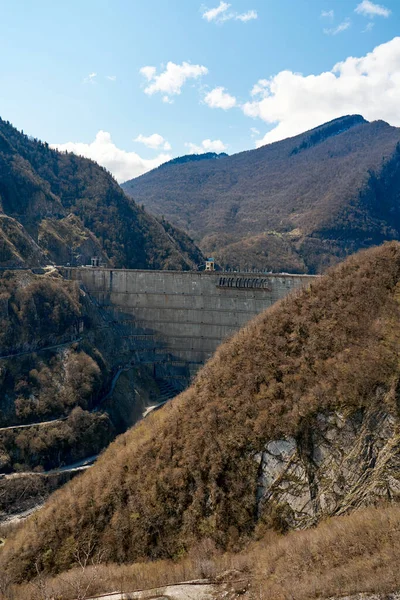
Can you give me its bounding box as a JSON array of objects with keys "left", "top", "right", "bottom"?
[{"left": 256, "top": 400, "right": 400, "bottom": 528}]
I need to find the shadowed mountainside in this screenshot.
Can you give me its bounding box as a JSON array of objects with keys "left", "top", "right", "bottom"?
[
  {"left": 123, "top": 115, "right": 400, "bottom": 273},
  {"left": 3, "top": 242, "right": 400, "bottom": 580},
  {"left": 0, "top": 117, "right": 203, "bottom": 270}
]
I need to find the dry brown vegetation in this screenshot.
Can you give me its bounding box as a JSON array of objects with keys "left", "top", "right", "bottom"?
[
  {"left": 3, "top": 243, "right": 400, "bottom": 582},
  {"left": 0, "top": 271, "right": 105, "bottom": 427},
  {"left": 0, "top": 271, "right": 115, "bottom": 476},
  {"left": 3, "top": 504, "right": 400, "bottom": 599},
  {"left": 0, "top": 409, "right": 114, "bottom": 474},
  {"left": 0, "top": 270, "right": 81, "bottom": 352},
  {"left": 124, "top": 115, "right": 400, "bottom": 273}
]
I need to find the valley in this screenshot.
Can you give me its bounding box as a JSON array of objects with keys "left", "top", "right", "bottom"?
[
  {"left": 3, "top": 2, "right": 400, "bottom": 597},
  {"left": 3, "top": 242, "right": 400, "bottom": 585}
]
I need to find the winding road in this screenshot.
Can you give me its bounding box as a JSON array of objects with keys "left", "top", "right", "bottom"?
[
  {"left": 2, "top": 454, "right": 99, "bottom": 480},
  {"left": 0, "top": 365, "right": 130, "bottom": 432},
  {"left": 1, "top": 366, "right": 175, "bottom": 482}
]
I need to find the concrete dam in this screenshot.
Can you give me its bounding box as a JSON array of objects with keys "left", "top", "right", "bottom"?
[{"left": 65, "top": 268, "right": 315, "bottom": 387}]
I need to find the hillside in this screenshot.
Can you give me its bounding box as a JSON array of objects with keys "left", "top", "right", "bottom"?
[
  {"left": 123, "top": 115, "right": 400, "bottom": 273},
  {"left": 0, "top": 268, "right": 162, "bottom": 523},
  {"left": 3, "top": 242, "right": 400, "bottom": 582},
  {"left": 0, "top": 117, "right": 203, "bottom": 270}
]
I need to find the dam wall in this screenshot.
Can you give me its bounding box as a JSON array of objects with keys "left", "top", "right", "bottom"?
[{"left": 65, "top": 268, "right": 315, "bottom": 381}]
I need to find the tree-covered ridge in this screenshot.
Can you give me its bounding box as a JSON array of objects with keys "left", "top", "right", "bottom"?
[
  {"left": 123, "top": 115, "right": 400, "bottom": 273},
  {"left": 159, "top": 152, "right": 229, "bottom": 168},
  {"left": 0, "top": 117, "right": 204, "bottom": 270}
]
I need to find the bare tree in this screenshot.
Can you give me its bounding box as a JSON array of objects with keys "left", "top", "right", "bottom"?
[
  {"left": 29, "top": 560, "right": 56, "bottom": 600},
  {"left": 58, "top": 531, "right": 104, "bottom": 600}
]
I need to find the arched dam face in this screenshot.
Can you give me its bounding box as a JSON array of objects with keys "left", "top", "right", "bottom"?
[{"left": 64, "top": 268, "right": 315, "bottom": 387}]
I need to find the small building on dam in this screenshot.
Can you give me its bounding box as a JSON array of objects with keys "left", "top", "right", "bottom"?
[{"left": 64, "top": 267, "right": 316, "bottom": 388}]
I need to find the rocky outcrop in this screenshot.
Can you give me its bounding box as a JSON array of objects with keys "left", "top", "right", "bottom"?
[{"left": 257, "top": 399, "right": 400, "bottom": 529}]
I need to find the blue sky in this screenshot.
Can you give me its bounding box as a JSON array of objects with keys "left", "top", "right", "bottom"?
[{"left": 0, "top": 0, "right": 399, "bottom": 181}]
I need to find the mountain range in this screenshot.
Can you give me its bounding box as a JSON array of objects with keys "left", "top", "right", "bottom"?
[{"left": 123, "top": 115, "right": 400, "bottom": 273}]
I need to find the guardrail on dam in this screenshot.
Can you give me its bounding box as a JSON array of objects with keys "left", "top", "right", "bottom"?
[{"left": 64, "top": 268, "right": 315, "bottom": 379}]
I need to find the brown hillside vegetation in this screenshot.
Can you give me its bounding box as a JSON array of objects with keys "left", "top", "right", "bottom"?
[
  {"left": 5, "top": 504, "right": 400, "bottom": 599},
  {"left": 0, "top": 270, "right": 116, "bottom": 479},
  {"left": 3, "top": 243, "right": 400, "bottom": 581},
  {"left": 123, "top": 115, "right": 400, "bottom": 273}
]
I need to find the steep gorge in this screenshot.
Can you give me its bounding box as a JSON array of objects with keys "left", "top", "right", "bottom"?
[{"left": 0, "top": 268, "right": 163, "bottom": 522}]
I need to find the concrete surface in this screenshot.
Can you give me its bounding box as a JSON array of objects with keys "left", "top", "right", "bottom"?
[{"left": 65, "top": 268, "right": 315, "bottom": 376}]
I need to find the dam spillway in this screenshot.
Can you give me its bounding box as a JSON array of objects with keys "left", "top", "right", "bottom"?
[{"left": 64, "top": 268, "right": 316, "bottom": 383}]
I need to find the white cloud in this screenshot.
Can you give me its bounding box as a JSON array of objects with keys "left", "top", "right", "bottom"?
[
  {"left": 250, "top": 127, "right": 260, "bottom": 138},
  {"left": 235, "top": 10, "right": 257, "bottom": 22},
  {"left": 202, "top": 1, "right": 230, "bottom": 21},
  {"left": 251, "top": 79, "right": 269, "bottom": 97},
  {"left": 106, "top": 75, "right": 117, "bottom": 81},
  {"left": 139, "top": 61, "right": 208, "bottom": 102},
  {"left": 204, "top": 86, "right": 237, "bottom": 109},
  {"left": 51, "top": 131, "right": 171, "bottom": 183},
  {"left": 321, "top": 9, "right": 334, "bottom": 19},
  {"left": 83, "top": 72, "right": 97, "bottom": 84},
  {"left": 185, "top": 139, "right": 227, "bottom": 153},
  {"left": 241, "top": 37, "right": 400, "bottom": 147},
  {"left": 140, "top": 66, "right": 157, "bottom": 81},
  {"left": 355, "top": 0, "right": 391, "bottom": 17},
  {"left": 201, "top": 1, "right": 257, "bottom": 23},
  {"left": 134, "top": 133, "right": 172, "bottom": 151},
  {"left": 363, "top": 21, "right": 375, "bottom": 32},
  {"left": 324, "top": 18, "right": 351, "bottom": 35}
]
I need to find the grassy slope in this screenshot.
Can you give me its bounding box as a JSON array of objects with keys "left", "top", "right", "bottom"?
[
  {"left": 7, "top": 504, "right": 400, "bottom": 599},
  {"left": 3, "top": 243, "right": 400, "bottom": 580},
  {"left": 123, "top": 116, "right": 400, "bottom": 272}
]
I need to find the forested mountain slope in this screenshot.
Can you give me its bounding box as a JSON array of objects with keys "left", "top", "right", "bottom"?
[
  {"left": 123, "top": 115, "right": 400, "bottom": 273},
  {"left": 4, "top": 242, "right": 400, "bottom": 581},
  {"left": 0, "top": 118, "right": 203, "bottom": 270}
]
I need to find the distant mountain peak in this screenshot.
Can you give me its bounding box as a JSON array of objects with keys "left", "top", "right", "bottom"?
[{"left": 290, "top": 114, "right": 368, "bottom": 156}]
